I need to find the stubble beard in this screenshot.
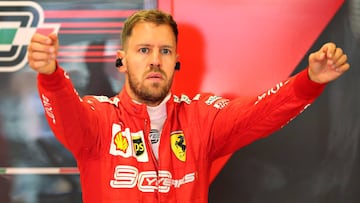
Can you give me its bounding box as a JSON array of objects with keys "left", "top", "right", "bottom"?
[{"left": 128, "top": 70, "right": 173, "bottom": 106}]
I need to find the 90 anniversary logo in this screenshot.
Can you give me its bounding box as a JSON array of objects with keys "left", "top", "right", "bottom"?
[{"left": 0, "top": 1, "right": 60, "bottom": 72}]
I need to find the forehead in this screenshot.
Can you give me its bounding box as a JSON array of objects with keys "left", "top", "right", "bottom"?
[{"left": 127, "top": 22, "right": 176, "bottom": 47}]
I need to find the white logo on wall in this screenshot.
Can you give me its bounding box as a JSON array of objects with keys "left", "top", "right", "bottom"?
[{"left": 0, "top": 1, "right": 60, "bottom": 72}]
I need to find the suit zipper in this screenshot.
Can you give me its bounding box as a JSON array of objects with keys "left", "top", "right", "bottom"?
[
  {"left": 144, "top": 118, "right": 161, "bottom": 201},
  {"left": 144, "top": 118, "right": 159, "bottom": 168}
]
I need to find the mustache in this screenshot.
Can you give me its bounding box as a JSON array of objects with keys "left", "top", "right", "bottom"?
[{"left": 146, "top": 65, "right": 166, "bottom": 75}]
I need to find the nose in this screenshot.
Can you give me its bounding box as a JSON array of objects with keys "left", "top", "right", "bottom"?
[{"left": 150, "top": 50, "right": 161, "bottom": 68}]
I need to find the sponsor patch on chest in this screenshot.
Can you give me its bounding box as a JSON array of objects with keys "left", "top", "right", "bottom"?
[
  {"left": 109, "top": 124, "right": 149, "bottom": 162},
  {"left": 171, "top": 131, "right": 186, "bottom": 162}
]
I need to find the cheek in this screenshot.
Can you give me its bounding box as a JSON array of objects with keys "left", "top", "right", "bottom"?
[
  {"left": 127, "top": 63, "right": 145, "bottom": 80},
  {"left": 164, "top": 69, "right": 175, "bottom": 80},
  {"left": 127, "top": 57, "right": 146, "bottom": 69}
]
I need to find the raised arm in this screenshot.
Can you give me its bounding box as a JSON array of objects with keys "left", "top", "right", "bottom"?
[
  {"left": 27, "top": 33, "right": 100, "bottom": 157},
  {"left": 208, "top": 42, "right": 350, "bottom": 159}
]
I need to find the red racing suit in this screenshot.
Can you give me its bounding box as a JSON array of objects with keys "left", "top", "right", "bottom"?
[{"left": 37, "top": 65, "right": 325, "bottom": 203}]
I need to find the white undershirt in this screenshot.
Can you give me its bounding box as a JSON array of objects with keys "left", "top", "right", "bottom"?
[{"left": 146, "top": 94, "right": 170, "bottom": 160}]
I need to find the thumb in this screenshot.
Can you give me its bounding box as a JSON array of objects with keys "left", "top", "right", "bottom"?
[
  {"left": 316, "top": 44, "right": 330, "bottom": 61},
  {"left": 309, "top": 50, "right": 325, "bottom": 64},
  {"left": 48, "top": 32, "right": 58, "bottom": 45}
]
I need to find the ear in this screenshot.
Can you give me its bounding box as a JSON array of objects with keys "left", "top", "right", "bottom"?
[{"left": 116, "top": 50, "right": 127, "bottom": 73}]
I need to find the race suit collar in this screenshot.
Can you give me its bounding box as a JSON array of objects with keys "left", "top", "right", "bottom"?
[{"left": 118, "top": 89, "right": 174, "bottom": 118}]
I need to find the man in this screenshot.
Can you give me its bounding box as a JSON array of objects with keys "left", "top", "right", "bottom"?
[{"left": 27, "top": 9, "right": 349, "bottom": 203}]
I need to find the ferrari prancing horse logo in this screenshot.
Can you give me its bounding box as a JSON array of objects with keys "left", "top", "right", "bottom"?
[{"left": 171, "top": 131, "right": 186, "bottom": 162}]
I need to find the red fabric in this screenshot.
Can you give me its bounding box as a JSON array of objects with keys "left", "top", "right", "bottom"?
[{"left": 37, "top": 65, "right": 324, "bottom": 202}]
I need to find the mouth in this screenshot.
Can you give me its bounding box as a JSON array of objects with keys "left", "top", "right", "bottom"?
[{"left": 146, "top": 72, "right": 164, "bottom": 81}]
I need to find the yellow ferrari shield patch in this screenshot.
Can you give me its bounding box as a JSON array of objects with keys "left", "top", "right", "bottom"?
[{"left": 171, "top": 131, "right": 186, "bottom": 162}]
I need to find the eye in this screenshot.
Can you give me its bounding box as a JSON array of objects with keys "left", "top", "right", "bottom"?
[
  {"left": 161, "top": 48, "right": 171, "bottom": 55},
  {"left": 139, "top": 47, "right": 149, "bottom": 54}
]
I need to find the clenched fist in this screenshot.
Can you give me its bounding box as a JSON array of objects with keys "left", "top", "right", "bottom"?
[{"left": 27, "top": 33, "right": 59, "bottom": 75}]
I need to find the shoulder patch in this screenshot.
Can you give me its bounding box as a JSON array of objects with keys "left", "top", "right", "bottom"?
[
  {"left": 92, "top": 96, "right": 120, "bottom": 107},
  {"left": 173, "top": 94, "right": 191, "bottom": 104},
  {"left": 205, "top": 95, "right": 222, "bottom": 105},
  {"left": 173, "top": 93, "right": 203, "bottom": 104},
  {"left": 205, "top": 95, "right": 229, "bottom": 109}
]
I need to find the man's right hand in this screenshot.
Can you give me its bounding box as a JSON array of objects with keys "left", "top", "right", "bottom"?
[{"left": 27, "top": 33, "right": 59, "bottom": 75}]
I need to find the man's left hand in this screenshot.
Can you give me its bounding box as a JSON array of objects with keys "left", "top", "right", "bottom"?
[{"left": 308, "top": 42, "right": 350, "bottom": 84}]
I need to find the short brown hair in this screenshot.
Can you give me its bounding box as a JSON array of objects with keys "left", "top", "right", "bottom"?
[{"left": 121, "top": 9, "right": 178, "bottom": 50}]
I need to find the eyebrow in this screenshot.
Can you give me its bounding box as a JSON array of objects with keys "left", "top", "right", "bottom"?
[{"left": 136, "top": 44, "right": 174, "bottom": 49}]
